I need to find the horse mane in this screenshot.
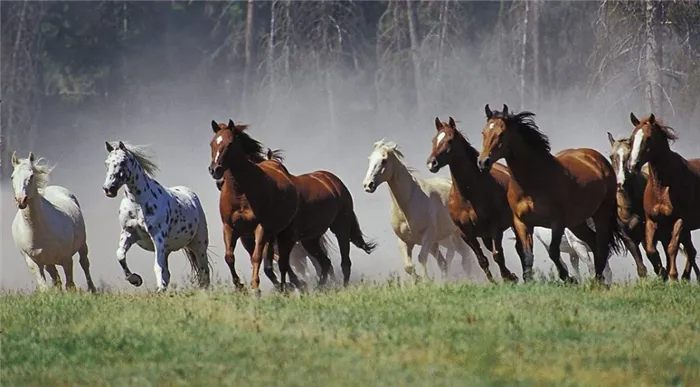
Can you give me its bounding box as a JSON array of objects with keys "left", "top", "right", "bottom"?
[
  {"left": 438, "top": 122, "right": 480, "bottom": 163},
  {"left": 230, "top": 124, "right": 272, "bottom": 163},
  {"left": 373, "top": 139, "right": 419, "bottom": 175},
  {"left": 110, "top": 141, "right": 160, "bottom": 176},
  {"left": 18, "top": 156, "right": 54, "bottom": 190},
  {"left": 492, "top": 109, "right": 551, "bottom": 154},
  {"left": 642, "top": 115, "right": 679, "bottom": 143}
]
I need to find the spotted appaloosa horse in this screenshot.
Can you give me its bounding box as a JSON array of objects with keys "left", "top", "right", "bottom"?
[
  {"left": 102, "top": 141, "right": 212, "bottom": 292},
  {"left": 478, "top": 104, "right": 625, "bottom": 283},
  {"left": 627, "top": 113, "right": 700, "bottom": 281}
]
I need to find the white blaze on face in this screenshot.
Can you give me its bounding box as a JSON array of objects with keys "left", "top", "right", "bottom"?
[
  {"left": 214, "top": 150, "right": 220, "bottom": 164},
  {"left": 489, "top": 122, "right": 495, "bottom": 129},
  {"left": 629, "top": 130, "right": 644, "bottom": 168},
  {"left": 616, "top": 148, "right": 626, "bottom": 186},
  {"left": 436, "top": 132, "right": 446, "bottom": 145},
  {"left": 216, "top": 136, "right": 223, "bottom": 145}
]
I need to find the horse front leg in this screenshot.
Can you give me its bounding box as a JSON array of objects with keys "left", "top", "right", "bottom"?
[
  {"left": 644, "top": 218, "right": 668, "bottom": 280},
  {"left": 417, "top": 230, "right": 437, "bottom": 280},
  {"left": 547, "top": 226, "right": 574, "bottom": 283},
  {"left": 462, "top": 233, "right": 496, "bottom": 284},
  {"left": 512, "top": 218, "right": 535, "bottom": 283},
  {"left": 250, "top": 224, "right": 272, "bottom": 294},
  {"left": 24, "top": 255, "right": 49, "bottom": 292},
  {"left": 488, "top": 231, "right": 518, "bottom": 283},
  {"left": 666, "top": 219, "right": 684, "bottom": 281},
  {"left": 397, "top": 239, "right": 416, "bottom": 281},
  {"left": 223, "top": 224, "right": 245, "bottom": 290},
  {"left": 116, "top": 229, "right": 142, "bottom": 287},
  {"left": 621, "top": 228, "right": 648, "bottom": 278}
]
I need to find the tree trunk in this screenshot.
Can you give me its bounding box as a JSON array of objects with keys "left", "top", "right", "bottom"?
[
  {"left": 519, "top": 0, "right": 529, "bottom": 111},
  {"left": 267, "top": 0, "right": 277, "bottom": 107},
  {"left": 406, "top": 0, "right": 424, "bottom": 115},
  {"left": 531, "top": 0, "right": 541, "bottom": 110},
  {"left": 242, "top": 0, "right": 255, "bottom": 115},
  {"left": 644, "top": 0, "right": 663, "bottom": 115},
  {"left": 321, "top": 2, "right": 337, "bottom": 131}
]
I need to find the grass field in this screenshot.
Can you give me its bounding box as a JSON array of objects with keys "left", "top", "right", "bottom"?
[{"left": 2, "top": 280, "right": 699, "bottom": 387}]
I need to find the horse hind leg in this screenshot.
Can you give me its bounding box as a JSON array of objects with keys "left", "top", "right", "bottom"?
[
  {"left": 78, "top": 243, "right": 97, "bottom": 292},
  {"left": 679, "top": 231, "right": 698, "bottom": 281},
  {"left": 45, "top": 264, "right": 63, "bottom": 290},
  {"left": 463, "top": 234, "right": 496, "bottom": 284},
  {"left": 301, "top": 237, "right": 333, "bottom": 288},
  {"left": 545, "top": 227, "right": 574, "bottom": 283},
  {"left": 60, "top": 257, "right": 76, "bottom": 291},
  {"left": 486, "top": 233, "right": 518, "bottom": 283}
]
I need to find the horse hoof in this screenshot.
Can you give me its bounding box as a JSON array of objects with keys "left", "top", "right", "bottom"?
[
  {"left": 127, "top": 273, "right": 143, "bottom": 287},
  {"left": 505, "top": 273, "right": 519, "bottom": 283}
]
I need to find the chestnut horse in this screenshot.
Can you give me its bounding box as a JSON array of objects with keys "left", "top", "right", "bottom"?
[
  {"left": 208, "top": 120, "right": 376, "bottom": 291},
  {"left": 213, "top": 126, "right": 333, "bottom": 289},
  {"left": 426, "top": 117, "right": 520, "bottom": 283},
  {"left": 627, "top": 113, "right": 700, "bottom": 281},
  {"left": 607, "top": 132, "right": 672, "bottom": 279},
  {"left": 477, "top": 104, "right": 624, "bottom": 283}
]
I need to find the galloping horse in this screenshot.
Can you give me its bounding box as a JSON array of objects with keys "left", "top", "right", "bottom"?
[
  {"left": 102, "top": 141, "right": 212, "bottom": 292},
  {"left": 607, "top": 132, "right": 672, "bottom": 278},
  {"left": 426, "top": 117, "right": 520, "bottom": 283},
  {"left": 363, "top": 139, "right": 476, "bottom": 281},
  {"left": 208, "top": 120, "right": 376, "bottom": 292},
  {"left": 477, "top": 104, "right": 624, "bottom": 283},
  {"left": 627, "top": 113, "right": 700, "bottom": 281},
  {"left": 212, "top": 121, "right": 332, "bottom": 289},
  {"left": 11, "top": 152, "right": 96, "bottom": 292}
]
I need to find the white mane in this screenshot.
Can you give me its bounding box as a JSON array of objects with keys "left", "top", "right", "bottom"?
[
  {"left": 373, "top": 139, "right": 418, "bottom": 175},
  {"left": 109, "top": 141, "right": 160, "bottom": 176},
  {"left": 12, "top": 155, "right": 54, "bottom": 192}
]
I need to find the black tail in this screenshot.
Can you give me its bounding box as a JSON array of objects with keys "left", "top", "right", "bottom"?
[
  {"left": 349, "top": 212, "right": 378, "bottom": 254},
  {"left": 608, "top": 216, "right": 627, "bottom": 257}
]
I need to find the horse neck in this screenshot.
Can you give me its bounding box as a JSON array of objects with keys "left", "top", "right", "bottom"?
[
  {"left": 17, "top": 193, "right": 47, "bottom": 229},
  {"left": 646, "top": 143, "right": 679, "bottom": 186},
  {"left": 504, "top": 135, "right": 556, "bottom": 189},
  {"left": 124, "top": 163, "right": 166, "bottom": 204},
  {"left": 447, "top": 136, "right": 482, "bottom": 197},
  {"left": 386, "top": 155, "right": 418, "bottom": 212},
  {"left": 223, "top": 149, "right": 271, "bottom": 203}
]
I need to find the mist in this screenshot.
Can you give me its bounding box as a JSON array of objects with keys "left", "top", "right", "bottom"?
[{"left": 3, "top": 1, "right": 699, "bottom": 292}]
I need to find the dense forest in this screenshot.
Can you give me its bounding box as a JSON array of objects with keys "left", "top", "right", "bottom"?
[{"left": 2, "top": 1, "right": 700, "bottom": 179}]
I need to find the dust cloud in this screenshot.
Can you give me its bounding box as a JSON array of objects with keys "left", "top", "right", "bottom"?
[{"left": 3, "top": 37, "right": 698, "bottom": 293}]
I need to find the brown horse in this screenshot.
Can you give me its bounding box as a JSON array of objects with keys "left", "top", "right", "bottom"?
[
  {"left": 477, "top": 104, "right": 624, "bottom": 283},
  {"left": 627, "top": 113, "right": 700, "bottom": 281},
  {"left": 426, "top": 117, "right": 520, "bottom": 283},
  {"left": 212, "top": 127, "right": 333, "bottom": 289},
  {"left": 208, "top": 120, "right": 376, "bottom": 290},
  {"left": 607, "top": 133, "right": 673, "bottom": 279}
]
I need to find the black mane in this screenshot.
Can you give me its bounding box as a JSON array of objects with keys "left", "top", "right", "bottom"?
[{"left": 492, "top": 109, "right": 551, "bottom": 154}]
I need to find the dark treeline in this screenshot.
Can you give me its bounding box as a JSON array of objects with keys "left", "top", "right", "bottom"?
[{"left": 2, "top": 1, "right": 700, "bottom": 178}]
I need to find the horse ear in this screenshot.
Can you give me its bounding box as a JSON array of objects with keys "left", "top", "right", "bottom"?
[
  {"left": 118, "top": 141, "right": 126, "bottom": 150},
  {"left": 502, "top": 104, "right": 509, "bottom": 116},
  {"left": 434, "top": 117, "right": 441, "bottom": 132},
  {"left": 28, "top": 152, "right": 35, "bottom": 163},
  {"left": 448, "top": 117, "right": 457, "bottom": 129},
  {"left": 211, "top": 120, "right": 219, "bottom": 133},
  {"left": 11, "top": 151, "right": 18, "bottom": 167},
  {"left": 648, "top": 114, "right": 656, "bottom": 125},
  {"left": 607, "top": 132, "right": 615, "bottom": 147},
  {"left": 105, "top": 141, "right": 114, "bottom": 152},
  {"left": 485, "top": 104, "right": 493, "bottom": 120},
  {"left": 630, "top": 112, "right": 640, "bottom": 126},
  {"left": 228, "top": 119, "right": 235, "bottom": 131}
]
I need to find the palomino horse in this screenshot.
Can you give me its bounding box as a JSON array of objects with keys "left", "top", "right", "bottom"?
[
  {"left": 477, "top": 104, "right": 624, "bottom": 283},
  {"left": 208, "top": 120, "right": 376, "bottom": 291},
  {"left": 362, "top": 140, "right": 476, "bottom": 281},
  {"left": 212, "top": 121, "right": 333, "bottom": 289},
  {"left": 102, "top": 141, "right": 212, "bottom": 292},
  {"left": 11, "top": 152, "right": 96, "bottom": 292},
  {"left": 607, "top": 132, "right": 675, "bottom": 279},
  {"left": 627, "top": 113, "right": 700, "bottom": 281},
  {"left": 531, "top": 226, "right": 612, "bottom": 283},
  {"left": 426, "top": 117, "right": 520, "bottom": 283}
]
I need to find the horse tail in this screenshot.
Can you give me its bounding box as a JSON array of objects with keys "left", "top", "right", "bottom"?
[
  {"left": 348, "top": 211, "right": 378, "bottom": 254},
  {"left": 607, "top": 215, "right": 627, "bottom": 257}
]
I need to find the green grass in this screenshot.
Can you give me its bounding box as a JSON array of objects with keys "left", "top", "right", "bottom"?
[{"left": 2, "top": 280, "right": 699, "bottom": 387}]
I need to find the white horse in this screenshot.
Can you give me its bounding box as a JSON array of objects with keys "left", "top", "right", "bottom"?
[
  {"left": 532, "top": 226, "right": 613, "bottom": 283},
  {"left": 362, "top": 140, "right": 476, "bottom": 280},
  {"left": 10, "top": 152, "right": 96, "bottom": 292},
  {"left": 102, "top": 141, "right": 211, "bottom": 292}
]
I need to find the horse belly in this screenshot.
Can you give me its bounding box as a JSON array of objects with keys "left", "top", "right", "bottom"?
[{"left": 289, "top": 201, "right": 338, "bottom": 240}]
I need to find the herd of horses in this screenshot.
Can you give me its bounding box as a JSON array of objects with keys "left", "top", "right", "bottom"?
[{"left": 9, "top": 103, "right": 700, "bottom": 294}]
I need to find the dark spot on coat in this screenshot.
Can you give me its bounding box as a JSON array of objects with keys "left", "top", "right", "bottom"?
[
  {"left": 158, "top": 188, "right": 163, "bottom": 194},
  {"left": 146, "top": 205, "right": 154, "bottom": 216},
  {"left": 151, "top": 190, "right": 157, "bottom": 199}
]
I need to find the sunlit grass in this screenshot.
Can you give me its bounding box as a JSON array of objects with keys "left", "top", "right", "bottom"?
[{"left": 2, "top": 280, "right": 699, "bottom": 386}]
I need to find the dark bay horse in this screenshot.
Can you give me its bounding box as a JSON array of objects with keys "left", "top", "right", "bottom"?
[
  {"left": 477, "top": 104, "right": 624, "bottom": 283},
  {"left": 627, "top": 113, "right": 700, "bottom": 281},
  {"left": 426, "top": 117, "right": 520, "bottom": 283},
  {"left": 212, "top": 123, "right": 333, "bottom": 289},
  {"left": 607, "top": 132, "right": 672, "bottom": 279},
  {"left": 208, "top": 120, "right": 376, "bottom": 290}
]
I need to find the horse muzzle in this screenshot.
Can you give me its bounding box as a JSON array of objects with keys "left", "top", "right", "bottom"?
[
  {"left": 426, "top": 157, "right": 440, "bottom": 173},
  {"left": 209, "top": 165, "right": 224, "bottom": 180},
  {"left": 103, "top": 186, "right": 118, "bottom": 198},
  {"left": 477, "top": 157, "right": 492, "bottom": 172},
  {"left": 364, "top": 181, "right": 376, "bottom": 193},
  {"left": 15, "top": 196, "right": 27, "bottom": 209}
]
